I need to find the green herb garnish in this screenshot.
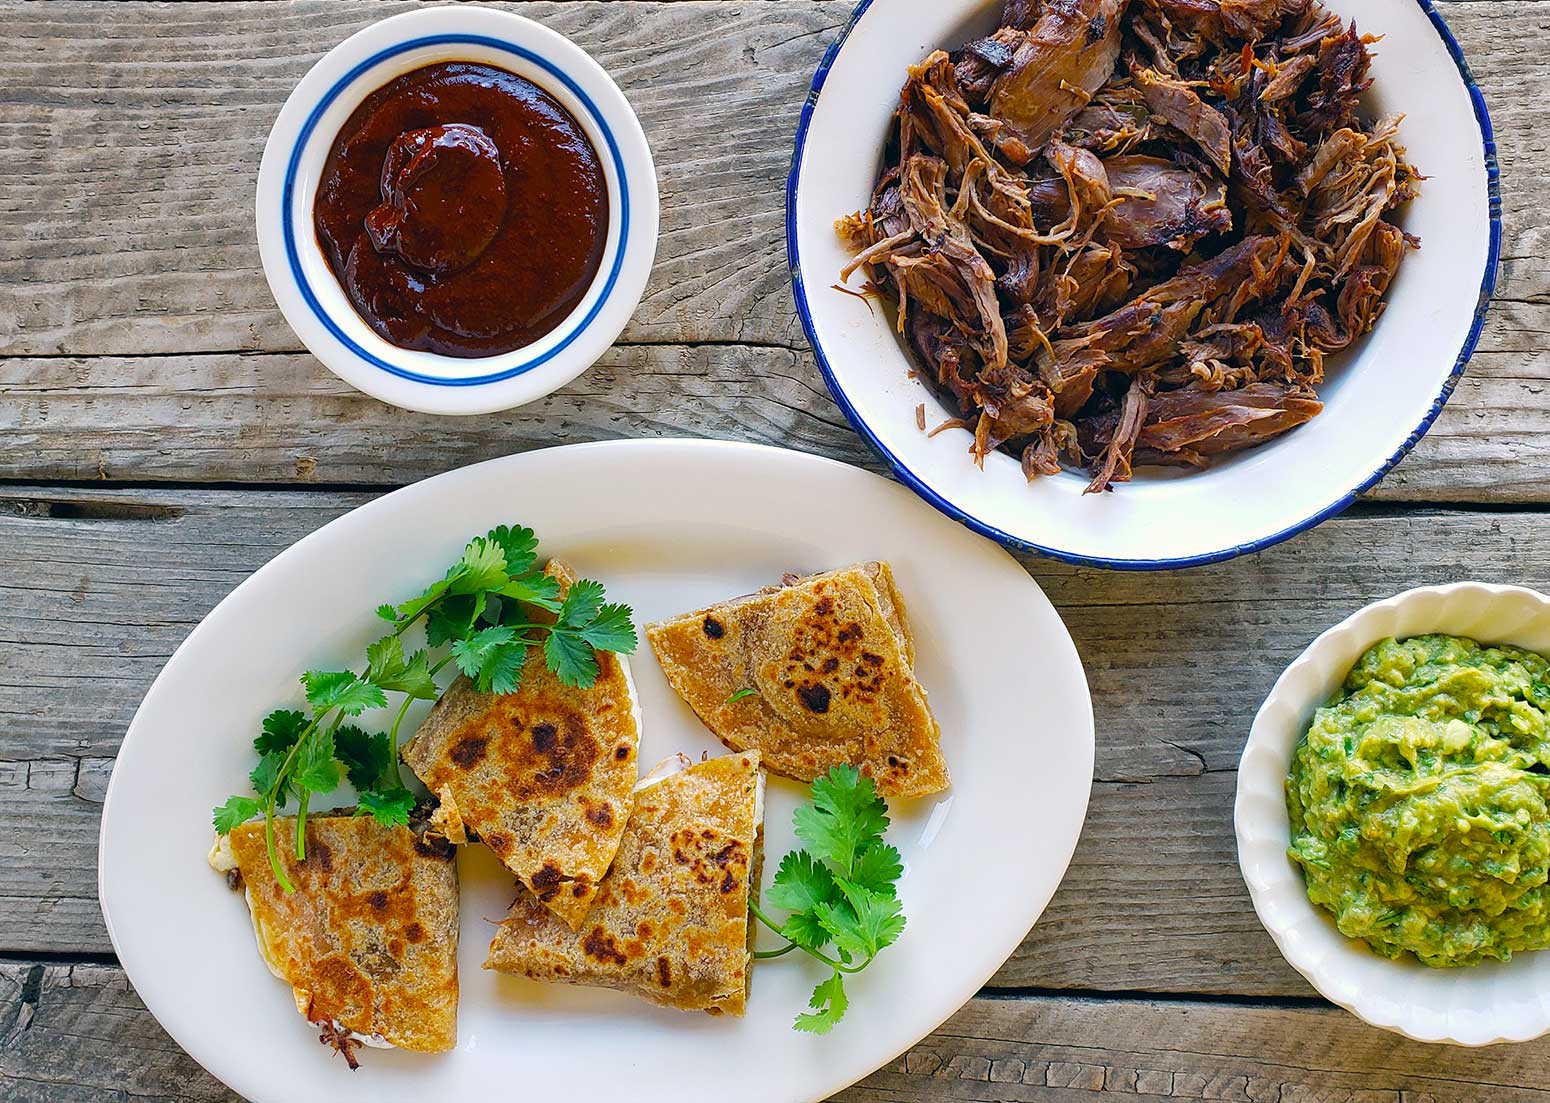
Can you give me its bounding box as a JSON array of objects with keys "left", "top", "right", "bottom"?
[
  {"left": 726, "top": 688, "right": 759, "bottom": 705},
  {"left": 750, "top": 766, "right": 906, "bottom": 1033},
  {"left": 212, "top": 525, "right": 637, "bottom": 892}
]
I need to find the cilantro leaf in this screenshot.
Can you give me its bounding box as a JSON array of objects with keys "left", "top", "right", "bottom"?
[
  {"left": 375, "top": 603, "right": 397, "bottom": 623},
  {"left": 794, "top": 765, "right": 889, "bottom": 874},
  {"left": 498, "top": 571, "right": 563, "bottom": 613},
  {"left": 726, "top": 687, "right": 759, "bottom": 705},
  {"left": 448, "top": 536, "right": 508, "bottom": 596},
  {"left": 365, "top": 634, "right": 406, "bottom": 684},
  {"left": 380, "top": 648, "right": 439, "bottom": 701},
  {"left": 813, "top": 900, "right": 868, "bottom": 962},
  {"left": 558, "top": 579, "right": 605, "bottom": 630},
  {"left": 579, "top": 601, "right": 638, "bottom": 654},
  {"left": 451, "top": 626, "right": 530, "bottom": 694},
  {"left": 426, "top": 593, "right": 484, "bottom": 647},
  {"left": 294, "top": 727, "right": 341, "bottom": 794},
  {"left": 834, "top": 877, "right": 907, "bottom": 956},
  {"left": 393, "top": 576, "right": 452, "bottom": 625},
  {"left": 335, "top": 726, "right": 393, "bottom": 792},
  {"left": 781, "top": 909, "right": 834, "bottom": 952},
  {"left": 830, "top": 879, "right": 911, "bottom": 954},
  {"left": 357, "top": 787, "right": 416, "bottom": 829},
  {"left": 213, "top": 795, "right": 261, "bottom": 834},
  {"left": 253, "top": 709, "right": 307, "bottom": 756},
  {"left": 793, "top": 972, "right": 849, "bottom": 1035},
  {"left": 250, "top": 750, "right": 289, "bottom": 806},
  {"left": 481, "top": 642, "right": 527, "bottom": 695},
  {"left": 848, "top": 842, "right": 904, "bottom": 897},
  {"left": 486, "top": 525, "right": 538, "bottom": 576},
  {"left": 766, "top": 851, "right": 839, "bottom": 915},
  {"left": 545, "top": 628, "right": 600, "bottom": 689},
  {"left": 302, "top": 670, "right": 387, "bottom": 716},
  {"left": 747, "top": 765, "right": 906, "bottom": 1034},
  {"left": 451, "top": 625, "right": 515, "bottom": 678}
]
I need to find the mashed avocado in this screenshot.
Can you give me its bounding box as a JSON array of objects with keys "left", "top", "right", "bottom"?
[{"left": 1286, "top": 635, "right": 1550, "bottom": 966}]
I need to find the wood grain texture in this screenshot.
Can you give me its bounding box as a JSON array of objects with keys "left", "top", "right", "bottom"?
[
  {"left": 8, "top": 959, "right": 1550, "bottom": 1102},
  {"left": 0, "top": 1, "right": 1545, "bottom": 502},
  {"left": 3, "top": 0, "right": 1550, "bottom": 1097},
  {"left": 9, "top": 484, "right": 1550, "bottom": 996},
  {"left": 0, "top": 346, "right": 870, "bottom": 484},
  {"left": 0, "top": 0, "right": 850, "bottom": 355}
]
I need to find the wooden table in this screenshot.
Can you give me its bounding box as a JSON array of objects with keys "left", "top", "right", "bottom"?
[{"left": 1, "top": 1, "right": 1545, "bottom": 1099}]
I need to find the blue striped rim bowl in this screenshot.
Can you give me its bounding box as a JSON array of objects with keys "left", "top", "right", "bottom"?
[
  {"left": 256, "top": 6, "right": 658, "bottom": 415},
  {"left": 788, "top": 0, "right": 1500, "bottom": 570}
]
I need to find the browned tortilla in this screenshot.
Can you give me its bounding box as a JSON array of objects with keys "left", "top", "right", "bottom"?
[
  {"left": 227, "top": 814, "right": 459, "bottom": 1053},
  {"left": 485, "top": 751, "right": 763, "bottom": 1015},
  {"left": 402, "top": 559, "right": 639, "bottom": 929},
  {"left": 646, "top": 562, "right": 949, "bottom": 797}
]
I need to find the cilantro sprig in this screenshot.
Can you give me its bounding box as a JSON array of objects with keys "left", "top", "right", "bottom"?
[
  {"left": 750, "top": 766, "right": 907, "bottom": 1033},
  {"left": 212, "top": 525, "right": 637, "bottom": 892}
]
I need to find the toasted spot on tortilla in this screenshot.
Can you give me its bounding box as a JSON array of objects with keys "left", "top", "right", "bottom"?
[
  {"left": 531, "top": 861, "right": 577, "bottom": 902},
  {"left": 450, "top": 735, "right": 488, "bottom": 767},
  {"left": 657, "top": 956, "right": 672, "bottom": 987},
  {"left": 367, "top": 890, "right": 388, "bottom": 911},
  {"left": 798, "top": 683, "right": 831, "bottom": 713},
  {"left": 703, "top": 616, "right": 725, "bottom": 639},
  {"left": 586, "top": 802, "right": 615, "bottom": 829},
  {"left": 304, "top": 840, "right": 334, "bottom": 874},
  {"left": 582, "top": 928, "right": 628, "bottom": 965}
]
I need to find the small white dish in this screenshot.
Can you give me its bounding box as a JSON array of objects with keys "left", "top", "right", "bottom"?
[
  {"left": 788, "top": 0, "right": 1500, "bottom": 569},
  {"left": 1236, "top": 582, "right": 1550, "bottom": 1046},
  {"left": 256, "top": 5, "right": 659, "bottom": 415},
  {"left": 98, "top": 439, "right": 1095, "bottom": 1102}
]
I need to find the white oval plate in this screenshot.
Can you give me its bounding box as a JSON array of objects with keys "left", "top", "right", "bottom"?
[
  {"left": 1238, "top": 582, "right": 1550, "bottom": 1046},
  {"left": 789, "top": 0, "right": 1499, "bottom": 569},
  {"left": 256, "top": 6, "right": 659, "bottom": 415},
  {"left": 98, "top": 439, "right": 1094, "bottom": 1103}
]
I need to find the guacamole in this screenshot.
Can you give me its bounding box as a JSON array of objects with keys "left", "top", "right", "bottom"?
[{"left": 1286, "top": 634, "right": 1550, "bottom": 967}]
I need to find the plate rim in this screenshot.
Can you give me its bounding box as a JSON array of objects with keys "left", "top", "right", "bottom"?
[
  {"left": 784, "top": 0, "right": 1503, "bottom": 571},
  {"left": 96, "top": 438, "right": 1096, "bottom": 1103}
]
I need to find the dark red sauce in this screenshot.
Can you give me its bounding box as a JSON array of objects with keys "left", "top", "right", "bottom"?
[{"left": 314, "top": 62, "right": 609, "bottom": 358}]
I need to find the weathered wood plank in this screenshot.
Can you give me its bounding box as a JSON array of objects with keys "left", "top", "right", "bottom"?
[
  {"left": 0, "top": 1, "right": 1543, "bottom": 501},
  {"left": 3, "top": 313, "right": 1548, "bottom": 497},
  {"left": 0, "top": 346, "right": 869, "bottom": 484},
  {"left": 0, "top": 0, "right": 851, "bottom": 356},
  {"left": 9, "top": 486, "right": 1550, "bottom": 993},
  {"left": 0, "top": 0, "right": 1537, "bottom": 356},
  {"left": 7, "top": 961, "right": 1550, "bottom": 1103}
]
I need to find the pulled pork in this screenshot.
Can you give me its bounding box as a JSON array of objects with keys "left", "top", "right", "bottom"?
[{"left": 837, "top": 0, "right": 1419, "bottom": 493}]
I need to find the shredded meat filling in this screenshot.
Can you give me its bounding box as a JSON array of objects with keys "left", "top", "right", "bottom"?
[{"left": 838, "top": 0, "right": 1418, "bottom": 492}]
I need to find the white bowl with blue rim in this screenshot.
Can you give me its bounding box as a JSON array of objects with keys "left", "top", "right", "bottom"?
[
  {"left": 256, "top": 5, "right": 658, "bottom": 415},
  {"left": 788, "top": 0, "right": 1500, "bottom": 570},
  {"left": 1237, "top": 582, "right": 1550, "bottom": 1045}
]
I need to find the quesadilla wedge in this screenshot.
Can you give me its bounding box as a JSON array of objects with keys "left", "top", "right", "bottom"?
[
  {"left": 403, "top": 558, "right": 640, "bottom": 929},
  {"left": 209, "top": 812, "right": 459, "bottom": 1058},
  {"left": 646, "top": 562, "right": 949, "bottom": 797},
  {"left": 485, "top": 751, "right": 764, "bottom": 1015}
]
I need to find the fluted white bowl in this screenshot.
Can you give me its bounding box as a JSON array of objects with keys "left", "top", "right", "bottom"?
[{"left": 1237, "top": 582, "right": 1550, "bottom": 1046}]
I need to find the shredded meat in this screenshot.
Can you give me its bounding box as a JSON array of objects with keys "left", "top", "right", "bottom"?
[
  {"left": 836, "top": 0, "right": 1417, "bottom": 492},
  {"left": 314, "top": 1019, "right": 363, "bottom": 1071}
]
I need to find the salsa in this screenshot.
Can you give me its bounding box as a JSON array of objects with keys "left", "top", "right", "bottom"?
[
  {"left": 314, "top": 62, "right": 609, "bottom": 358},
  {"left": 1287, "top": 635, "right": 1550, "bottom": 967}
]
